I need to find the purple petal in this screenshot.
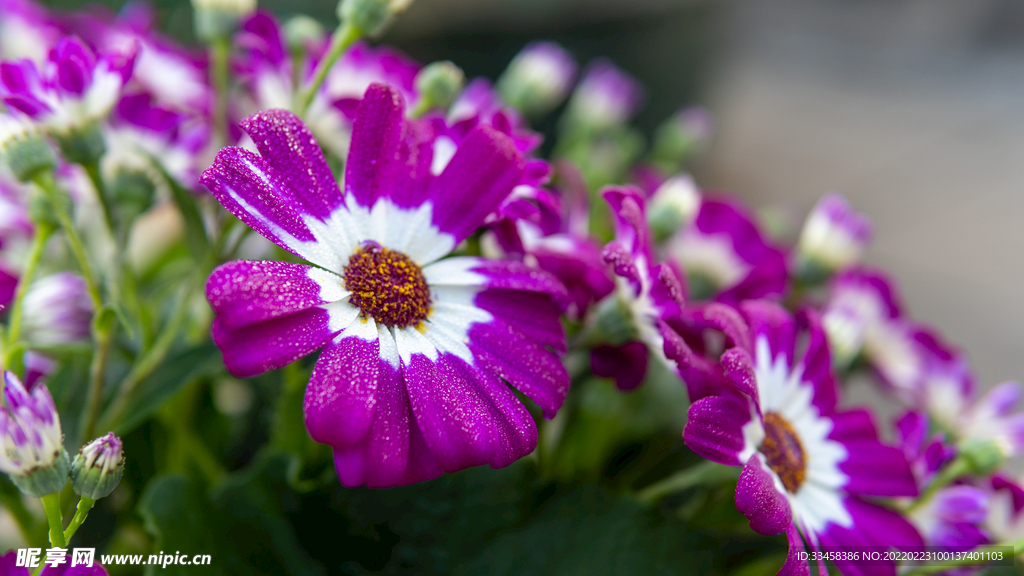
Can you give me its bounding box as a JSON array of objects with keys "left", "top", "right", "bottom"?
[
  {"left": 839, "top": 441, "right": 918, "bottom": 497},
  {"left": 206, "top": 261, "right": 337, "bottom": 330},
  {"left": 201, "top": 147, "right": 318, "bottom": 251},
  {"left": 828, "top": 409, "right": 879, "bottom": 443},
  {"left": 798, "top": 310, "right": 837, "bottom": 413},
  {"left": 304, "top": 333, "right": 381, "bottom": 448},
  {"left": 721, "top": 347, "right": 758, "bottom": 404},
  {"left": 455, "top": 358, "right": 538, "bottom": 468},
  {"left": 932, "top": 486, "right": 989, "bottom": 525},
  {"left": 240, "top": 109, "right": 343, "bottom": 221},
  {"left": 467, "top": 318, "right": 569, "bottom": 419},
  {"left": 683, "top": 392, "right": 751, "bottom": 466},
  {"left": 344, "top": 83, "right": 405, "bottom": 210},
  {"left": 211, "top": 308, "right": 334, "bottom": 378},
  {"left": 736, "top": 455, "right": 792, "bottom": 535},
  {"left": 590, "top": 341, "right": 648, "bottom": 392},
  {"left": 475, "top": 289, "right": 566, "bottom": 354},
  {"left": 426, "top": 125, "right": 524, "bottom": 246},
  {"left": 740, "top": 300, "right": 796, "bottom": 367},
  {"left": 403, "top": 353, "right": 501, "bottom": 472},
  {"left": 779, "top": 523, "right": 811, "bottom": 576},
  {"left": 699, "top": 303, "right": 751, "bottom": 352}
]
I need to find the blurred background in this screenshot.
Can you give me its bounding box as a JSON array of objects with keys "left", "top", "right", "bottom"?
[{"left": 41, "top": 0, "right": 1024, "bottom": 391}]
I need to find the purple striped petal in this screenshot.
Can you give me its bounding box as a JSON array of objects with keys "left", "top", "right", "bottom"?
[
  {"left": 205, "top": 261, "right": 339, "bottom": 330},
  {"left": 426, "top": 125, "right": 523, "bottom": 246},
  {"left": 304, "top": 332, "right": 381, "bottom": 448},
  {"left": 453, "top": 358, "right": 537, "bottom": 468},
  {"left": 211, "top": 308, "right": 334, "bottom": 378},
  {"left": 240, "top": 109, "right": 343, "bottom": 220},
  {"left": 736, "top": 455, "right": 792, "bottom": 535},
  {"left": 201, "top": 147, "right": 318, "bottom": 249},
  {"left": 683, "top": 392, "right": 751, "bottom": 466},
  {"left": 467, "top": 318, "right": 569, "bottom": 419}
]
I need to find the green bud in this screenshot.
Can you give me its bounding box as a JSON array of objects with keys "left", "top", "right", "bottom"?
[
  {"left": 1, "top": 123, "right": 57, "bottom": 183},
  {"left": 647, "top": 174, "right": 700, "bottom": 243},
  {"left": 10, "top": 449, "right": 71, "bottom": 498},
  {"left": 284, "top": 15, "right": 326, "bottom": 52},
  {"left": 53, "top": 122, "right": 106, "bottom": 166},
  {"left": 70, "top": 433, "right": 124, "bottom": 500},
  {"left": 591, "top": 295, "right": 639, "bottom": 347},
  {"left": 415, "top": 61, "right": 465, "bottom": 113},
  {"left": 959, "top": 438, "right": 1005, "bottom": 476},
  {"left": 110, "top": 168, "right": 157, "bottom": 225},
  {"left": 338, "top": 0, "right": 413, "bottom": 37}
]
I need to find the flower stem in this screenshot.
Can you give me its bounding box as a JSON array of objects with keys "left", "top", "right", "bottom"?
[
  {"left": 32, "top": 172, "right": 103, "bottom": 311},
  {"left": 293, "top": 21, "right": 361, "bottom": 117},
  {"left": 635, "top": 460, "right": 740, "bottom": 504},
  {"left": 904, "top": 456, "right": 970, "bottom": 513},
  {"left": 2, "top": 222, "right": 54, "bottom": 368},
  {"left": 211, "top": 35, "right": 231, "bottom": 147},
  {"left": 82, "top": 162, "right": 115, "bottom": 234},
  {"left": 62, "top": 496, "right": 95, "bottom": 543},
  {"left": 40, "top": 492, "right": 66, "bottom": 548},
  {"left": 81, "top": 321, "right": 114, "bottom": 441}
]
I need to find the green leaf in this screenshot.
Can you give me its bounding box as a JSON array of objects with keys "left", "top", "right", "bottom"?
[
  {"left": 111, "top": 342, "right": 223, "bottom": 435},
  {"left": 137, "top": 453, "right": 326, "bottom": 576}
]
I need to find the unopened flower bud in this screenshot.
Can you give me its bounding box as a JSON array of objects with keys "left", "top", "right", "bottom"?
[
  {"left": 21, "top": 272, "right": 93, "bottom": 346},
  {"left": 821, "top": 305, "right": 867, "bottom": 370},
  {"left": 415, "top": 61, "right": 465, "bottom": 113},
  {"left": 648, "top": 174, "right": 700, "bottom": 242},
  {"left": 497, "top": 42, "right": 577, "bottom": 118},
  {"left": 338, "top": 0, "right": 414, "bottom": 38},
  {"left": 0, "top": 371, "right": 70, "bottom": 497},
  {"left": 52, "top": 121, "right": 106, "bottom": 166},
  {"left": 70, "top": 432, "right": 124, "bottom": 500},
  {"left": 959, "top": 437, "right": 1005, "bottom": 476},
  {"left": 796, "top": 193, "right": 872, "bottom": 283},
  {"left": 1, "top": 116, "right": 57, "bottom": 183},
  {"left": 192, "top": 0, "right": 257, "bottom": 41},
  {"left": 563, "top": 60, "right": 643, "bottom": 133},
  {"left": 110, "top": 168, "right": 157, "bottom": 224},
  {"left": 284, "top": 15, "right": 325, "bottom": 52},
  {"left": 650, "top": 106, "right": 712, "bottom": 171}
]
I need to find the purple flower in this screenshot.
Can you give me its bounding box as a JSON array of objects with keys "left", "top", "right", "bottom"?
[
  {"left": 664, "top": 195, "right": 788, "bottom": 302},
  {"left": 485, "top": 161, "right": 613, "bottom": 320},
  {"left": 441, "top": 78, "right": 542, "bottom": 159},
  {"left": 986, "top": 475, "right": 1024, "bottom": 542},
  {"left": 21, "top": 272, "right": 93, "bottom": 346},
  {"left": 496, "top": 41, "right": 577, "bottom": 117},
  {"left": 0, "top": 371, "right": 69, "bottom": 497},
  {"left": 683, "top": 302, "right": 922, "bottom": 574},
  {"left": 0, "top": 35, "right": 136, "bottom": 136},
  {"left": 564, "top": 59, "right": 643, "bottom": 131},
  {"left": 201, "top": 84, "right": 570, "bottom": 488},
  {"left": 0, "top": 550, "right": 108, "bottom": 575},
  {"left": 586, "top": 186, "right": 687, "bottom": 391},
  {"left": 945, "top": 381, "right": 1024, "bottom": 461},
  {"left": 821, "top": 267, "right": 909, "bottom": 374},
  {"left": 796, "top": 192, "right": 872, "bottom": 277}
]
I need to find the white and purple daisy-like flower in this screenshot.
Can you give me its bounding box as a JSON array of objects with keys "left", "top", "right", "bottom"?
[
  {"left": 202, "top": 83, "right": 570, "bottom": 488},
  {"left": 665, "top": 195, "right": 788, "bottom": 303},
  {"left": 684, "top": 302, "right": 922, "bottom": 575},
  {"left": 20, "top": 271, "right": 93, "bottom": 347},
  {"left": 0, "top": 35, "right": 135, "bottom": 137}
]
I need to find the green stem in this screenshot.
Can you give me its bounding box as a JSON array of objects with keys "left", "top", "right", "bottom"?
[
  {"left": 62, "top": 497, "right": 95, "bottom": 543},
  {"left": 293, "top": 21, "right": 361, "bottom": 116},
  {"left": 82, "top": 162, "right": 115, "bottom": 234},
  {"left": 635, "top": 460, "right": 740, "bottom": 504},
  {"left": 211, "top": 36, "right": 231, "bottom": 147},
  {"left": 905, "top": 456, "right": 970, "bottom": 513},
  {"left": 2, "top": 222, "right": 54, "bottom": 367},
  {"left": 32, "top": 172, "right": 103, "bottom": 311},
  {"left": 40, "top": 493, "right": 66, "bottom": 548},
  {"left": 81, "top": 323, "right": 114, "bottom": 441},
  {"left": 98, "top": 282, "right": 194, "bottom": 431}
]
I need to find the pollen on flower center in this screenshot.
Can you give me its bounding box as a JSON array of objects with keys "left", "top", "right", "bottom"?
[
  {"left": 343, "top": 243, "right": 431, "bottom": 328},
  {"left": 760, "top": 411, "right": 806, "bottom": 493}
]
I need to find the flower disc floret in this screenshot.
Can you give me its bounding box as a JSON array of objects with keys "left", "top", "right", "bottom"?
[
  {"left": 760, "top": 411, "right": 806, "bottom": 493},
  {"left": 343, "top": 243, "right": 431, "bottom": 328}
]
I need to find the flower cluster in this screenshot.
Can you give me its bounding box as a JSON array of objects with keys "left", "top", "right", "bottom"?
[{"left": 1, "top": 0, "right": 1021, "bottom": 573}]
